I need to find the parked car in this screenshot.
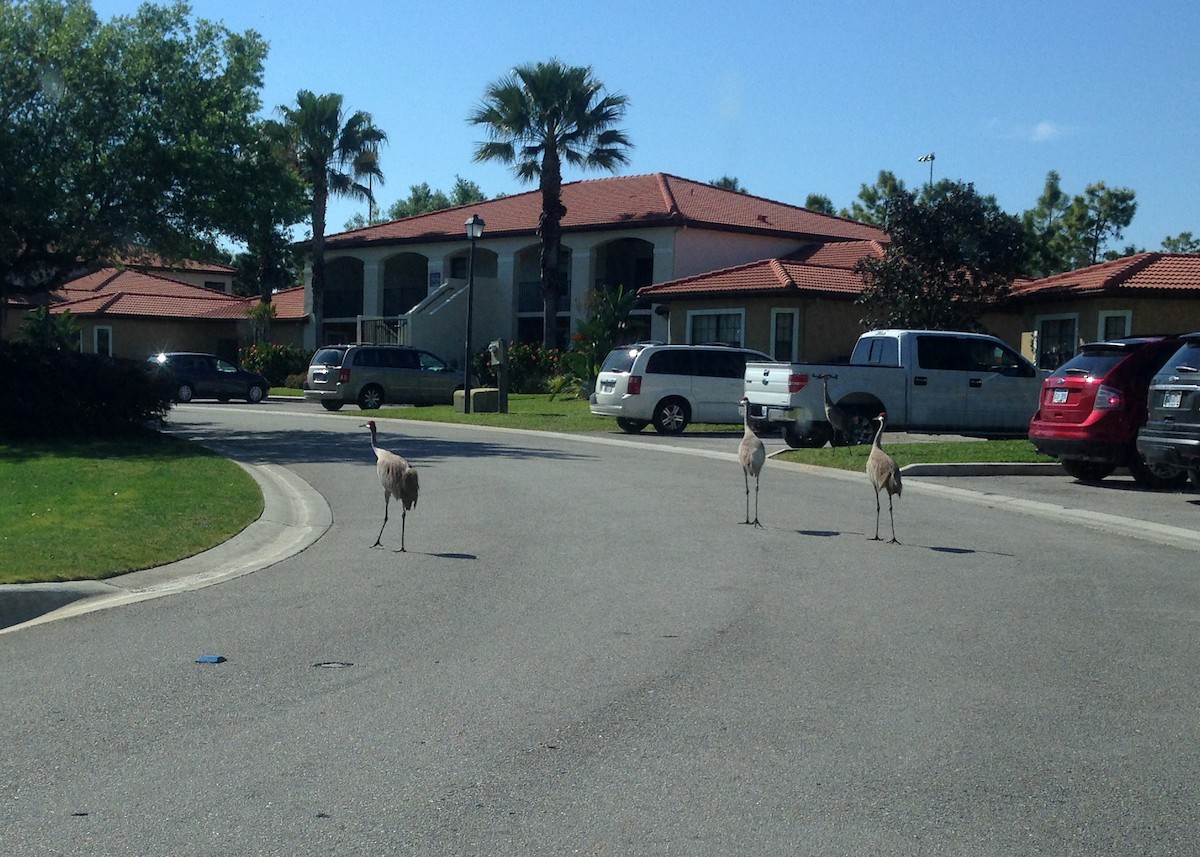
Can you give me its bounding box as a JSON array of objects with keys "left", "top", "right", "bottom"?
[
  {"left": 304, "top": 343, "right": 466, "bottom": 411},
  {"left": 1028, "top": 336, "right": 1186, "bottom": 488},
  {"left": 148, "top": 352, "right": 269, "bottom": 404},
  {"left": 1136, "top": 332, "right": 1200, "bottom": 488},
  {"left": 590, "top": 343, "right": 772, "bottom": 434}
]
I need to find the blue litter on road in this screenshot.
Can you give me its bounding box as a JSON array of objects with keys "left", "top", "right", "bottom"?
[{"left": 196, "top": 655, "right": 227, "bottom": 664}]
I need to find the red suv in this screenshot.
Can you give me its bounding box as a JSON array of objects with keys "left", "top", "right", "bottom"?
[{"left": 1028, "top": 336, "right": 1188, "bottom": 488}]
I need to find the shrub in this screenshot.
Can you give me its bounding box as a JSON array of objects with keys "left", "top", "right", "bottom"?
[
  {"left": 238, "top": 343, "right": 313, "bottom": 386},
  {"left": 0, "top": 342, "right": 172, "bottom": 439},
  {"left": 284, "top": 373, "right": 308, "bottom": 390}
]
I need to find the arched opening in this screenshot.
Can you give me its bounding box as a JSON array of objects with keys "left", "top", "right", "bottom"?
[
  {"left": 383, "top": 253, "right": 430, "bottom": 315},
  {"left": 515, "top": 243, "right": 570, "bottom": 347}
]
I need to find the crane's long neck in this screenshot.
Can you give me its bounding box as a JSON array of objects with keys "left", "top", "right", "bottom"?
[
  {"left": 872, "top": 417, "right": 886, "bottom": 449},
  {"left": 368, "top": 424, "right": 379, "bottom": 450}
]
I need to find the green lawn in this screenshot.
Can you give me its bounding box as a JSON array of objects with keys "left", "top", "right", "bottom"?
[
  {"left": 0, "top": 433, "right": 262, "bottom": 585},
  {"left": 2, "top": 396, "right": 1050, "bottom": 585}
]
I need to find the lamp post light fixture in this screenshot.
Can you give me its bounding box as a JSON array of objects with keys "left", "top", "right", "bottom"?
[
  {"left": 462, "top": 213, "right": 485, "bottom": 414},
  {"left": 918, "top": 152, "right": 935, "bottom": 188}
]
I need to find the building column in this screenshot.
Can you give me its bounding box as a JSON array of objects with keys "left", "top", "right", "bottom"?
[{"left": 362, "top": 260, "right": 382, "bottom": 317}]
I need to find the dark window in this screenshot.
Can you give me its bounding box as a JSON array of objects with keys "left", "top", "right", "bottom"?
[
  {"left": 601, "top": 347, "right": 643, "bottom": 374},
  {"left": 694, "top": 349, "right": 743, "bottom": 378},
  {"left": 645, "top": 350, "right": 693, "bottom": 376},
  {"left": 312, "top": 348, "right": 347, "bottom": 367},
  {"left": 353, "top": 349, "right": 379, "bottom": 367},
  {"left": 917, "top": 336, "right": 970, "bottom": 371}
]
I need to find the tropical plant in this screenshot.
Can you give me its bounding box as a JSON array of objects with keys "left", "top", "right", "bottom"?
[
  {"left": 469, "top": 58, "right": 632, "bottom": 348},
  {"left": 245, "top": 300, "right": 276, "bottom": 344},
  {"left": 266, "top": 90, "right": 387, "bottom": 338},
  {"left": 17, "top": 306, "right": 79, "bottom": 350},
  {"left": 549, "top": 285, "right": 637, "bottom": 399}
]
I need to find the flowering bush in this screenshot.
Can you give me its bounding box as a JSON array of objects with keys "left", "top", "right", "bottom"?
[{"left": 238, "top": 343, "right": 313, "bottom": 387}]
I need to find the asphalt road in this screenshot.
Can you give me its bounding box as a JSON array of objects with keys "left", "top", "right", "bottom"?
[{"left": 2, "top": 402, "right": 1199, "bottom": 855}]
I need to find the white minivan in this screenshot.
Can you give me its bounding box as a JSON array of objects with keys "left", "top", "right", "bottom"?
[{"left": 590, "top": 343, "right": 772, "bottom": 434}]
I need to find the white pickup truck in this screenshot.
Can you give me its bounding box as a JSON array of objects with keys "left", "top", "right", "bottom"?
[{"left": 744, "top": 329, "right": 1046, "bottom": 447}]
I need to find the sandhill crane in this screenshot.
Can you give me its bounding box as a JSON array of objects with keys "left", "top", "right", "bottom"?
[
  {"left": 822, "top": 375, "right": 858, "bottom": 446},
  {"left": 738, "top": 397, "right": 766, "bottom": 527},
  {"left": 867, "top": 412, "right": 902, "bottom": 543},
  {"left": 362, "top": 419, "right": 419, "bottom": 551}
]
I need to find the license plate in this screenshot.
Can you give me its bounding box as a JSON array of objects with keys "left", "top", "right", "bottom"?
[
  {"left": 1052, "top": 389, "right": 1069, "bottom": 404},
  {"left": 600, "top": 380, "right": 615, "bottom": 393},
  {"left": 1164, "top": 390, "right": 1183, "bottom": 408}
]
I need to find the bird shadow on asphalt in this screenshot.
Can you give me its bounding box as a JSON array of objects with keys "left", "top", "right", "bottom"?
[
  {"left": 162, "top": 422, "right": 597, "bottom": 467},
  {"left": 792, "top": 528, "right": 1015, "bottom": 558}
]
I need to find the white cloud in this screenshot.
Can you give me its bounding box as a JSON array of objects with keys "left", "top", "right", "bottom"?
[{"left": 982, "top": 118, "right": 1069, "bottom": 143}]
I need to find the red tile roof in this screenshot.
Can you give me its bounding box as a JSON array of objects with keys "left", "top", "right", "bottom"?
[
  {"left": 639, "top": 240, "right": 887, "bottom": 300},
  {"left": 1013, "top": 253, "right": 1200, "bottom": 297},
  {"left": 41, "top": 268, "right": 307, "bottom": 321},
  {"left": 324, "top": 173, "right": 888, "bottom": 248}
]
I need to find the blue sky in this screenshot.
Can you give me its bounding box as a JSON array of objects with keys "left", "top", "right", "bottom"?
[{"left": 93, "top": 0, "right": 1199, "bottom": 252}]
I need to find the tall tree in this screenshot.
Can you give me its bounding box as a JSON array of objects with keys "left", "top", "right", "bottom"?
[
  {"left": 1021, "top": 170, "right": 1073, "bottom": 277},
  {"left": 854, "top": 181, "right": 1025, "bottom": 331},
  {"left": 1162, "top": 232, "right": 1200, "bottom": 254},
  {"left": 1062, "top": 181, "right": 1137, "bottom": 268},
  {"left": 267, "top": 90, "right": 386, "bottom": 340},
  {"left": 804, "top": 193, "right": 836, "bottom": 215},
  {"left": 0, "top": 0, "right": 269, "bottom": 330},
  {"left": 710, "top": 176, "right": 749, "bottom": 193},
  {"left": 469, "top": 59, "right": 632, "bottom": 348},
  {"left": 840, "top": 170, "right": 906, "bottom": 225}
]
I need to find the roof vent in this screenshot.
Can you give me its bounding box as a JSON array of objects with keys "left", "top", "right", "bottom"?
[{"left": 757, "top": 214, "right": 769, "bottom": 223}]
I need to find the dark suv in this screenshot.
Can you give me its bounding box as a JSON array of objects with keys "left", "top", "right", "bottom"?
[
  {"left": 1136, "top": 332, "right": 1200, "bottom": 488},
  {"left": 1029, "top": 336, "right": 1186, "bottom": 488},
  {"left": 148, "top": 352, "right": 269, "bottom": 404}
]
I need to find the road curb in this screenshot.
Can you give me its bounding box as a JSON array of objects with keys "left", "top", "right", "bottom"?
[{"left": 0, "top": 462, "right": 331, "bottom": 634}]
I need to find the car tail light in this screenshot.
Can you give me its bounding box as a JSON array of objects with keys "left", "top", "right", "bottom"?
[
  {"left": 339, "top": 367, "right": 352, "bottom": 384},
  {"left": 788, "top": 373, "right": 809, "bottom": 394},
  {"left": 627, "top": 375, "right": 642, "bottom": 395},
  {"left": 1094, "top": 384, "right": 1123, "bottom": 410}
]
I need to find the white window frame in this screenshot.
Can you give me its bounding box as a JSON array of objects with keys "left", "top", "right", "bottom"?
[
  {"left": 686, "top": 309, "right": 745, "bottom": 347},
  {"left": 769, "top": 308, "right": 799, "bottom": 362},
  {"left": 1033, "top": 312, "right": 1079, "bottom": 369},
  {"left": 1097, "top": 310, "right": 1132, "bottom": 341},
  {"left": 93, "top": 325, "right": 113, "bottom": 357}
]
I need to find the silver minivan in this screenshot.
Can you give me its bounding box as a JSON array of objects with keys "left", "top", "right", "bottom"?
[
  {"left": 304, "top": 344, "right": 465, "bottom": 411},
  {"left": 590, "top": 343, "right": 771, "bottom": 434}
]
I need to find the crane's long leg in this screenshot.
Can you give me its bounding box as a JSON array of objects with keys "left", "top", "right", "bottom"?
[
  {"left": 753, "top": 474, "right": 763, "bottom": 528},
  {"left": 888, "top": 495, "right": 899, "bottom": 544},
  {"left": 398, "top": 508, "right": 407, "bottom": 552},
  {"left": 742, "top": 470, "right": 751, "bottom": 525},
  {"left": 373, "top": 494, "right": 390, "bottom": 547},
  {"left": 871, "top": 489, "right": 882, "bottom": 541}
]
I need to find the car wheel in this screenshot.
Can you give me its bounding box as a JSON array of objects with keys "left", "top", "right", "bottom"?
[
  {"left": 246, "top": 385, "right": 266, "bottom": 404},
  {"left": 1127, "top": 449, "right": 1188, "bottom": 490},
  {"left": 1059, "top": 459, "right": 1116, "bottom": 483},
  {"left": 320, "top": 400, "right": 344, "bottom": 412},
  {"left": 357, "top": 385, "right": 384, "bottom": 410},
  {"left": 783, "top": 421, "right": 832, "bottom": 449},
  {"left": 616, "top": 418, "right": 648, "bottom": 433},
  {"left": 651, "top": 398, "right": 689, "bottom": 434},
  {"left": 176, "top": 383, "right": 194, "bottom": 403}
]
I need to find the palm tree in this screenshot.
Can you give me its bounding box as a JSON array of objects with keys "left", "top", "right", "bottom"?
[
  {"left": 268, "top": 90, "right": 386, "bottom": 340},
  {"left": 469, "top": 60, "right": 632, "bottom": 348}
]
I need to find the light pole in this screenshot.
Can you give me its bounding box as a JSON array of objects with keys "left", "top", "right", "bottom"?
[
  {"left": 918, "top": 152, "right": 935, "bottom": 188},
  {"left": 462, "top": 213, "right": 485, "bottom": 414}
]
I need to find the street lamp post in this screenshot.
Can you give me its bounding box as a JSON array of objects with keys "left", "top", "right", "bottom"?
[
  {"left": 918, "top": 152, "right": 935, "bottom": 188},
  {"left": 462, "top": 214, "right": 485, "bottom": 414}
]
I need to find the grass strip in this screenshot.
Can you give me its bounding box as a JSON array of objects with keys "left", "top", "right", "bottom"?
[{"left": 0, "top": 433, "right": 262, "bottom": 585}]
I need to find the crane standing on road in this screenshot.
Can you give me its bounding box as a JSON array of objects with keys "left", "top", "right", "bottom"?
[
  {"left": 363, "top": 419, "right": 420, "bottom": 552},
  {"left": 867, "top": 412, "right": 902, "bottom": 544},
  {"left": 822, "top": 375, "right": 862, "bottom": 446},
  {"left": 738, "top": 397, "right": 766, "bottom": 527}
]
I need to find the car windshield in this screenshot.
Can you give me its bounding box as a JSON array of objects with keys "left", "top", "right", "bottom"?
[
  {"left": 600, "top": 347, "right": 643, "bottom": 374},
  {"left": 312, "top": 348, "right": 347, "bottom": 367}
]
